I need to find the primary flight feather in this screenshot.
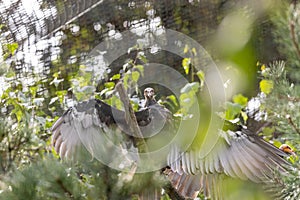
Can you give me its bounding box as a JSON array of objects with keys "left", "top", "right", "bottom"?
[{"left": 51, "top": 87, "right": 293, "bottom": 199}]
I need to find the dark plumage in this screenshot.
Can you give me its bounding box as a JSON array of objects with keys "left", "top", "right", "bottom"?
[{"left": 51, "top": 87, "right": 293, "bottom": 199}]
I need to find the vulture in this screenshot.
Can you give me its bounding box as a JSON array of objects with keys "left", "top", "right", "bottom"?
[{"left": 51, "top": 87, "right": 294, "bottom": 199}]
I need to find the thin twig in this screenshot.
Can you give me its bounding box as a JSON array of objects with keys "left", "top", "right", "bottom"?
[
  {"left": 56, "top": 178, "right": 73, "bottom": 198},
  {"left": 287, "top": 116, "right": 300, "bottom": 135},
  {"left": 278, "top": 95, "right": 300, "bottom": 102},
  {"left": 289, "top": 1, "right": 300, "bottom": 58}
]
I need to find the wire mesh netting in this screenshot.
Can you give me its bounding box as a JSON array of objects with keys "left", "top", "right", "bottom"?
[
  {"left": 1, "top": 1, "right": 299, "bottom": 200},
  {"left": 0, "top": 0, "right": 226, "bottom": 76},
  {"left": 0, "top": 0, "right": 239, "bottom": 111}
]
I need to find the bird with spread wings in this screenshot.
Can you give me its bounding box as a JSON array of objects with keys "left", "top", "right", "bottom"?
[{"left": 51, "top": 85, "right": 294, "bottom": 199}]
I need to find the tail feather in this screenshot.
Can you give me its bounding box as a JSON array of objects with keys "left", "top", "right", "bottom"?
[
  {"left": 164, "top": 168, "right": 223, "bottom": 199},
  {"left": 138, "top": 188, "right": 161, "bottom": 200}
]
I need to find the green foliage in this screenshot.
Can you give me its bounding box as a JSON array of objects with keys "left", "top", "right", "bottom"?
[
  {"left": 218, "top": 60, "right": 300, "bottom": 199},
  {"left": 0, "top": 109, "right": 45, "bottom": 173},
  {"left": 260, "top": 79, "right": 274, "bottom": 95},
  {"left": 232, "top": 94, "right": 248, "bottom": 107},
  {"left": 122, "top": 50, "right": 145, "bottom": 92},
  {"left": 182, "top": 45, "right": 198, "bottom": 82},
  {"left": 179, "top": 82, "right": 200, "bottom": 117},
  {"left": 270, "top": 0, "right": 300, "bottom": 82},
  {"left": 224, "top": 102, "right": 243, "bottom": 121},
  {"left": 196, "top": 70, "right": 205, "bottom": 88},
  {"left": 0, "top": 157, "right": 118, "bottom": 200},
  {"left": 0, "top": 1, "right": 300, "bottom": 199},
  {"left": 0, "top": 158, "right": 81, "bottom": 200},
  {"left": 2, "top": 42, "right": 18, "bottom": 60},
  {"left": 182, "top": 57, "right": 191, "bottom": 75}
]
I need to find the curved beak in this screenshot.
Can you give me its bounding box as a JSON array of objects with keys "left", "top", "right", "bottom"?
[{"left": 148, "top": 93, "right": 154, "bottom": 99}]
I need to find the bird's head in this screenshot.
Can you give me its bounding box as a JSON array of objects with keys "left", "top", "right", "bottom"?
[
  {"left": 279, "top": 144, "right": 296, "bottom": 156},
  {"left": 144, "top": 87, "right": 155, "bottom": 100}
]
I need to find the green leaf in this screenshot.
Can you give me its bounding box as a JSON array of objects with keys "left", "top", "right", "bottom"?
[
  {"left": 182, "top": 58, "right": 191, "bottom": 75},
  {"left": 272, "top": 140, "right": 282, "bottom": 148},
  {"left": 167, "top": 95, "right": 178, "bottom": 107},
  {"left": 191, "top": 47, "right": 197, "bottom": 56},
  {"left": 104, "top": 82, "right": 115, "bottom": 89},
  {"left": 232, "top": 94, "right": 248, "bottom": 107},
  {"left": 110, "top": 74, "right": 120, "bottom": 81},
  {"left": 5, "top": 43, "right": 18, "bottom": 55},
  {"left": 12, "top": 108, "right": 23, "bottom": 122},
  {"left": 179, "top": 83, "right": 199, "bottom": 116},
  {"left": 196, "top": 70, "right": 205, "bottom": 87},
  {"left": 134, "top": 65, "right": 144, "bottom": 76},
  {"left": 52, "top": 72, "right": 60, "bottom": 78},
  {"left": 137, "top": 53, "right": 148, "bottom": 63},
  {"left": 29, "top": 86, "right": 37, "bottom": 97},
  {"left": 180, "top": 93, "right": 191, "bottom": 104},
  {"left": 5, "top": 70, "right": 15, "bottom": 78},
  {"left": 225, "top": 102, "right": 242, "bottom": 120},
  {"left": 131, "top": 71, "right": 140, "bottom": 82},
  {"left": 259, "top": 79, "right": 273, "bottom": 94},
  {"left": 56, "top": 90, "right": 67, "bottom": 103},
  {"left": 130, "top": 100, "right": 139, "bottom": 111},
  {"left": 180, "top": 82, "right": 199, "bottom": 93},
  {"left": 260, "top": 127, "right": 275, "bottom": 137},
  {"left": 108, "top": 96, "right": 123, "bottom": 110},
  {"left": 123, "top": 74, "right": 129, "bottom": 89},
  {"left": 183, "top": 44, "right": 189, "bottom": 54},
  {"left": 241, "top": 111, "right": 248, "bottom": 122}
]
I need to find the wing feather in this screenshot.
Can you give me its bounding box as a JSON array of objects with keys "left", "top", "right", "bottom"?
[
  {"left": 167, "top": 129, "right": 291, "bottom": 199},
  {"left": 181, "top": 152, "right": 188, "bottom": 174},
  {"left": 184, "top": 152, "right": 192, "bottom": 174},
  {"left": 233, "top": 139, "right": 262, "bottom": 182},
  {"left": 59, "top": 141, "right": 67, "bottom": 159},
  {"left": 169, "top": 129, "right": 289, "bottom": 177},
  {"left": 212, "top": 143, "right": 223, "bottom": 173},
  {"left": 51, "top": 99, "right": 141, "bottom": 169},
  {"left": 204, "top": 152, "right": 211, "bottom": 174},
  {"left": 229, "top": 140, "right": 252, "bottom": 180},
  {"left": 219, "top": 145, "right": 238, "bottom": 178},
  {"left": 189, "top": 150, "right": 197, "bottom": 174},
  {"left": 54, "top": 136, "right": 63, "bottom": 154}
]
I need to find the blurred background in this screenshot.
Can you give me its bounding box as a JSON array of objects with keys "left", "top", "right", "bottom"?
[{"left": 0, "top": 0, "right": 299, "bottom": 199}]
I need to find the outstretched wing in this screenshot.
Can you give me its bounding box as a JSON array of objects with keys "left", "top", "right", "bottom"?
[
  {"left": 167, "top": 129, "right": 290, "bottom": 198},
  {"left": 51, "top": 99, "right": 150, "bottom": 165},
  {"left": 139, "top": 103, "right": 174, "bottom": 138}
]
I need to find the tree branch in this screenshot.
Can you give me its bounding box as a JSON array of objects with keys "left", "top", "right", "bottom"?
[
  {"left": 56, "top": 178, "right": 73, "bottom": 198},
  {"left": 289, "top": 1, "right": 300, "bottom": 58},
  {"left": 287, "top": 116, "right": 300, "bottom": 135},
  {"left": 115, "top": 82, "right": 149, "bottom": 153},
  {"left": 278, "top": 95, "right": 300, "bottom": 102}
]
